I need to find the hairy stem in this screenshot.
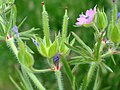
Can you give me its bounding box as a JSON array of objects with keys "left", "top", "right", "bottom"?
[
  {"left": 30, "top": 66, "right": 52, "bottom": 73},
  {"left": 92, "top": 24, "right": 100, "bottom": 34},
  {"left": 27, "top": 71, "right": 46, "bottom": 90},
  {"left": 55, "top": 70, "right": 63, "bottom": 90},
  {"left": 7, "top": 38, "right": 18, "bottom": 56},
  {"left": 80, "top": 62, "right": 96, "bottom": 90}
]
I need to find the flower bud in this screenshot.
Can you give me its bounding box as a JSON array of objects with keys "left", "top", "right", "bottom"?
[
  {"left": 108, "top": 25, "right": 120, "bottom": 43},
  {"left": 97, "top": 9, "right": 108, "bottom": 30}
]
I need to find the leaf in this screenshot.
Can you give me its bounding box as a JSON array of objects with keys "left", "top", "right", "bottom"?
[
  {"left": 21, "top": 68, "right": 33, "bottom": 90},
  {"left": 65, "top": 43, "right": 91, "bottom": 59},
  {"left": 76, "top": 46, "right": 92, "bottom": 57},
  {"left": 111, "top": 55, "right": 116, "bottom": 65},
  {"left": 19, "top": 28, "right": 39, "bottom": 38},
  {"left": 102, "top": 63, "right": 113, "bottom": 73},
  {"left": 59, "top": 40, "right": 66, "bottom": 53},
  {"left": 9, "top": 76, "right": 22, "bottom": 90},
  {"left": 72, "top": 32, "right": 92, "bottom": 55},
  {"left": 16, "top": 68, "right": 33, "bottom": 90},
  {"left": 12, "top": 5, "right": 17, "bottom": 26},
  {"left": 60, "top": 55, "right": 74, "bottom": 85},
  {"left": 69, "top": 59, "right": 92, "bottom": 65},
  {"left": 18, "top": 17, "right": 27, "bottom": 28},
  {"left": 64, "top": 42, "right": 81, "bottom": 55},
  {"left": 48, "top": 40, "right": 57, "bottom": 58},
  {"left": 37, "top": 38, "right": 48, "bottom": 57},
  {"left": 93, "top": 68, "right": 101, "bottom": 90},
  {"left": 26, "top": 45, "right": 34, "bottom": 54},
  {"left": 71, "top": 56, "right": 83, "bottom": 60}
]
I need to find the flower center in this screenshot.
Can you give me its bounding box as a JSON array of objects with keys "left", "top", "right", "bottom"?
[{"left": 85, "top": 16, "right": 89, "bottom": 19}]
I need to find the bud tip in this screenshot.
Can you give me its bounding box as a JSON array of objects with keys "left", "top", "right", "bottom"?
[
  {"left": 65, "top": 6, "right": 68, "bottom": 10},
  {"left": 42, "top": 1, "right": 44, "bottom": 6}
]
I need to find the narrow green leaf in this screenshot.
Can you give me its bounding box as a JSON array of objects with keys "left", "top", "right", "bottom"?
[
  {"left": 93, "top": 68, "right": 101, "bottom": 90},
  {"left": 60, "top": 55, "right": 73, "bottom": 85},
  {"left": 26, "top": 45, "right": 34, "bottom": 54},
  {"left": 111, "top": 55, "right": 116, "bottom": 65},
  {"left": 72, "top": 32, "right": 92, "bottom": 55},
  {"left": 71, "top": 56, "right": 83, "bottom": 60},
  {"left": 16, "top": 68, "right": 33, "bottom": 90},
  {"left": 65, "top": 43, "right": 91, "bottom": 59},
  {"left": 102, "top": 63, "right": 113, "bottom": 73},
  {"left": 9, "top": 76, "right": 22, "bottom": 90},
  {"left": 21, "top": 68, "right": 33, "bottom": 90},
  {"left": 12, "top": 5, "right": 17, "bottom": 26},
  {"left": 64, "top": 42, "right": 81, "bottom": 54},
  {"left": 69, "top": 59, "right": 92, "bottom": 65},
  {"left": 18, "top": 17, "right": 27, "bottom": 28}
]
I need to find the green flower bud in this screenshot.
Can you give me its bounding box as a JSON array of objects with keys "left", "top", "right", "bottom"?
[
  {"left": 112, "top": 4, "right": 117, "bottom": 23},
  {"left": 108, "top": 25, "right": 120, "bottom": 43},
  {"left": 18, "top": 39, "right": 34, "bottom": 68},
  {"left": 97, "top": 9, "right": 108, "bottom": 30}
]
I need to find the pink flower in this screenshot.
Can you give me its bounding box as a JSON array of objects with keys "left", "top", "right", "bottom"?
[{"left": 76, "top": 6, "right": 97, "bottom": 26}]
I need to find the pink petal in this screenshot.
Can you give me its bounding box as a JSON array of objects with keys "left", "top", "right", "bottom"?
[{"left": 76, "top": 5, "right": 97, "bottom": 26}]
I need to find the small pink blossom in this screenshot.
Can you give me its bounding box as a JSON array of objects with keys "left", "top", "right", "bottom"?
[{"left": 76, "top": 6, "right": 97, "bottom": 26}]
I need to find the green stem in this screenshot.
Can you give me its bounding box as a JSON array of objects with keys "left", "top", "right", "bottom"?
[
  {"left": 92, "top": 23, "right": 100, "bottom": 34},
  {"left": 30, "top": 67, "right": 52, "bottom": 73},
  {"left": 7, "top": 38, "right": 18, "bottom": 56},
  {"left": 80, "top": 62, "right": 96, "bottom": 90},
  {"left": 96, "top": 34, "right": 103, "bottom": 61},
  {"left": 94, "top": 31, "right": 104, "bottom": 61},
  {"left": 55, "top": 70, "right": 63, "bottom": 90},
  {"left": 27, "top": 71, "right": 46, "bottom": 90},
  {"left": 87, "top": 63, "right": 96, "bottom": 85}
]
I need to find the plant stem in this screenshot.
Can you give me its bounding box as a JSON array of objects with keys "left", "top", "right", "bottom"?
[
  {"left": 95, "top": 33, "right": 103, "bottom": 61},
  {"left": 27, "top": 71, "right": 46, "bottom": 90},
  {"left": 80, "top": 62, "right": 96, "bottom": 90},
  {"left": 7, "top": 38, "right": 18, "bottom": 56},
  {"left": 30, "top": 67, "right": 52, "bottom": 73},
  {"left": 55, "top": 70, "right": 63, "bottom": 90},
  {"left": 87, "top": 62, "right": 96, "bottom": 86},
  {"left": 92, "top": 23, "right": 100, "bottom": 34}
]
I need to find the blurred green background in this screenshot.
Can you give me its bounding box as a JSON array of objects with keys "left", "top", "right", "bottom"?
[{"left": 1, "top": 0, "right": 120, "bottom": 90}]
